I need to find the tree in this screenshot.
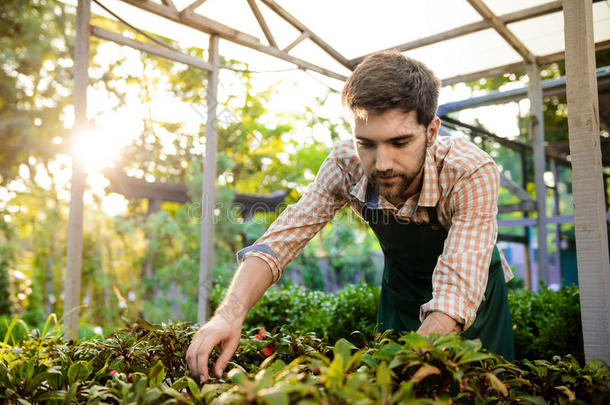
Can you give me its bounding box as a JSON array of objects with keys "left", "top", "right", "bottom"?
[{"left": 0, "top": 0, "right": 73, "bottom": 184}]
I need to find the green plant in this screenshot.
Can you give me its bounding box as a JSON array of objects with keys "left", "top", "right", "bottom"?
[
  {"left": 212, "top": 282, "right": 380, "bottom": 343},
  {"left": 0, "top": 256, "right": 11, "bottom": 317},
  {"left": 509, "top": 284, "right": 584, "bottom": 364},
  {"left": 3, "top": 319, "right": 607, "bottom": 404},
  {"left": 211, "top": 282, "right": 586, "bottom": 363}
]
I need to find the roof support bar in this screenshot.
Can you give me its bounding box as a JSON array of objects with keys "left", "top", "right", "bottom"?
[
  {"left": 466, "top": 0, "right": 537, "bottom": 64},
  {"left": 160, "top": 0, "right": 177, "bottom": 12},
  {"left": 91, "top": 25, "right": 214, "bottom": 71},
  {"left": 282, "top": 31, "right": 309, "bottom": 53},
  {"left": 259, "top": 0, "right": 353, "bottom": 70},
  {"left": 438, "top": 66, "right": 610, "bottom": 113},
  {"left": 350, "top": 0, "right": 575, "bottom": 66},
  {"left": 118, "top": 0, "right": 347, "bottom": 80},
  {"left": 441, "top": 39, "right": 610, "bottom": 86},
  {"left": 247, "top": 0, "right": 278, "bottom": 48},
  {"left": 181, "top": 0, "right": 207, "bottom": 13}
]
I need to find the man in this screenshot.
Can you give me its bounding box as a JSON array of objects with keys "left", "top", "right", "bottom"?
[{"left": 186, "top": 51, "right": 515, "bottom": 382}]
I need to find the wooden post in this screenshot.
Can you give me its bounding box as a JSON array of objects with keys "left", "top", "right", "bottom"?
[
  {"left": 198, "top": 35, "right": 219, "bottom": 324},
  {"left": 63, "top": 0, "right": 90, "bottom": 339},
  {"left": 526, "top": 63, "right": 549, "bottom": 287},
  {"left": 550, "top": 159, "right": 562, "bottom": 283},
  {"left": 563, "top": 0, "right": 610, "bottom": 363}
]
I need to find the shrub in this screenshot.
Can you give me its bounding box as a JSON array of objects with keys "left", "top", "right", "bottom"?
[
  {"left": 211, "top": 282, "right": 379, "bottom": 342},
  {"left": 0, "top": 321, "right": 607, "bottom": 404},
  {"left": 213, "top": 282, "right": 585, "bottom": 363},
  {"left": 509, "top": 284, "right": 584, "bottom": 364}
]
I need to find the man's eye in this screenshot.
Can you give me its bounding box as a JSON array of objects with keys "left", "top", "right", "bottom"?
[
  {"left": 392, "top": 142, "right": 408, "bottom": 147},
  {"left": 357, "top": 141, "right": 373, "bottom": 148}
]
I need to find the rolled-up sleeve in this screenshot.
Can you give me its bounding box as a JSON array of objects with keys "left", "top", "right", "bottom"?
[
  {"left": 420, "top": 162, "right": 500, "bottom": 330},
  {"left": 236, "top": 152, "right": 348, "bottom": 282}
]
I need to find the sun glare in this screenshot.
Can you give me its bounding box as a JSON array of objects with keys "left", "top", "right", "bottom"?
[
  {"left": 101, "top": 192, "right": 129, "bottom": 217},
  {"left": 72, "top": 128, "right": 119, "bottom": 171}
]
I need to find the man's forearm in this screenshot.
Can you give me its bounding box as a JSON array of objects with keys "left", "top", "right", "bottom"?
[
  {"left": 416, "top": 311, "right": 462, "bottom": 336},
  {"left": 214, "top": 256, "right": 274, "bottom": 326}
]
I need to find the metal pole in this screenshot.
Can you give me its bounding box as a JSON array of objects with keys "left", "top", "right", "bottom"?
[
  {"left": 521, "top": 145, "right": 532, "bottom": 289},
  {"left": 550, "top": 159, "right": 562, "bottom": 284},
  {"left": 198, "top": 35, "right": 219, "bottom": 324},
  {"left": 526, "top": 63, "right": 549, "bottom": 287},
  {"left": 63, "top": 0, "right": 90, "bottom": 339},
  {"left": 563, "top": 0, "right": 610, "bottom": 363}
]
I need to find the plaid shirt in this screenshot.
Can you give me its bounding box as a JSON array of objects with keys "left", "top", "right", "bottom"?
[{"left": 237, "top": 135, "right": 513, "bottom": 330}]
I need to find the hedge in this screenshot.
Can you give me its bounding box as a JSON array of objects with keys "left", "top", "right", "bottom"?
[{"left": 213, "top": 282, "right": 586, "bottom": 364}]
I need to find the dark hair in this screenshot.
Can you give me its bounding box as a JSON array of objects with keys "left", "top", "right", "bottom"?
[{"left": 341, "top": 51, "right": 440, "bottom": 127}]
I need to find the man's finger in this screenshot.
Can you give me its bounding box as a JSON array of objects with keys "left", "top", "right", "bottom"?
[
  {"left": 186, "top": 331, "right": 205, "bottom": 377},
  {"left": 214, "top": 335, "right": 239, "bottom": 378},
  {"left": 197, "top": 335, "right": 217, "bottom": 382}
]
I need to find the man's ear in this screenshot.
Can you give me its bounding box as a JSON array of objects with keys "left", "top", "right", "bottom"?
[{"left": 426, "top": 116, "right": 441, "bottom": 146}]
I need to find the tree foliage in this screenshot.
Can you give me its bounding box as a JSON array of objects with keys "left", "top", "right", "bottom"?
[{"left": 0, "top": 0, "right": 73, "bottom": 184}]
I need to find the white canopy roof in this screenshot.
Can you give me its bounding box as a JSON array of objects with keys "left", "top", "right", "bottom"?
[{"left": 86, "top": 0, "right": 610, "bottom": 84}]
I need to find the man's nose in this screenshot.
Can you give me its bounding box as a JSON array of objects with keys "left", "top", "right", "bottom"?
[{"left": 375, "top": 147, "right": 393, "bottom": 172}]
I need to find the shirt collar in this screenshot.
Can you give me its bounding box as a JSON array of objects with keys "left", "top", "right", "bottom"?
[
  {"left": 349, "top": 173, "right": 369, "bottom": 205},
  {"left": 417, "top": 148, "right": 440, "bottom": 207},
  {"left": 349, "top": 147, "right": 440, "bottom": 209}
]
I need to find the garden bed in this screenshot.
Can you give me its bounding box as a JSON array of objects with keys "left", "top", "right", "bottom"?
[{"left": 0, "top": 320, "right": 608, "bottom": 404}]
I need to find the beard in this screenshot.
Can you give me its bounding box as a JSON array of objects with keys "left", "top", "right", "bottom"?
[{"left": 369, "top": 139, "right": 427, "bottom": 204}]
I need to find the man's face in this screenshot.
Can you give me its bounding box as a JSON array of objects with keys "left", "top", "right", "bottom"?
[{"left": 353, "top": 109, "right": 439, "bottom": 205}]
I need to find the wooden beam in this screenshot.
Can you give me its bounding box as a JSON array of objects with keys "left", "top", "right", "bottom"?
[
  {"left": 563, "top": 0, "right": 610, "bottom": 363},
  {"left": 122, "top": 0, "right": 180, "bottom": 19},
  {"left": 438, "top": 66, "right": 610, "bottom": 114},
  {"left": 351, "top": 0, "right": 569, "bottom": 66},
  {"left": 466, "top": 0, "right": 537, "bottom": 64},
  {"left": 539, "top": 38, "right": 610, "bottom": 65},
  {"left": 282, "top": 30, "right": 309, "bottom": 53},
  {"left": 442, "top": 61, "right": 525, "bottom": 86},
  {"left": 497, "top": 233, "right": 528, "bottom": 244},
  {"left": 91, "top": 25, "right": 213, "bottom": 71},
  {"left": 64, "top": 0, "right": 90, "bottom": 340},
  {"left": 247, "top": 0, "right": 278, "bottom": 48},
  {"left": 181, "top": 0, "right": 207, "bottom": 13},
  {"left": 118, "top": 0, "right": 258, "bottom": 42},
  {"left": 118, "top": 0, "right": 347, "bottom": 81},
  {"left": 199, "top": 34, "right": 219, "bottom": 324},
  {"left": 527, "top": 63, "right": 549, "bottom": 285},
  {"left": 441, "top": 39, "right": 610, "bottom": 86},
  {"left": 498, "top": 201, "right": 537, "bottom": 213},
  {"left": 498, "top": 212, "right": 610, "bottom": 227},
  {"left": 181, "top": 9, "right": 347, "bottom": 80},
  {"left": 259, "top": 0, "right": 353, "bottom": 70},
  {"left": 102, "top": 167, "right": 190, "bottom": 202},
  {"left": 499, "top": 172, "right": 534, "bottom": 203},
  {"left": 160, "top": 0, "right": 177, "bottom": 12}
]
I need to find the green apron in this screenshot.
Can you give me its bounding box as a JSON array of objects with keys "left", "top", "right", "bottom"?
[{"left": 362, "top": 193, "right": 515, "bottom": 360}]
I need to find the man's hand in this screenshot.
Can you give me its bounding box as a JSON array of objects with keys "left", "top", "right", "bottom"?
[
  {"left": 416, "top": 311, "right": 462, "bottom": 336},
  {"left": 185, "top": 256, "right": 274, "bottom": 383},
  {"left": 186, "top": 314, "right": 242, "bottom": 383}
]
